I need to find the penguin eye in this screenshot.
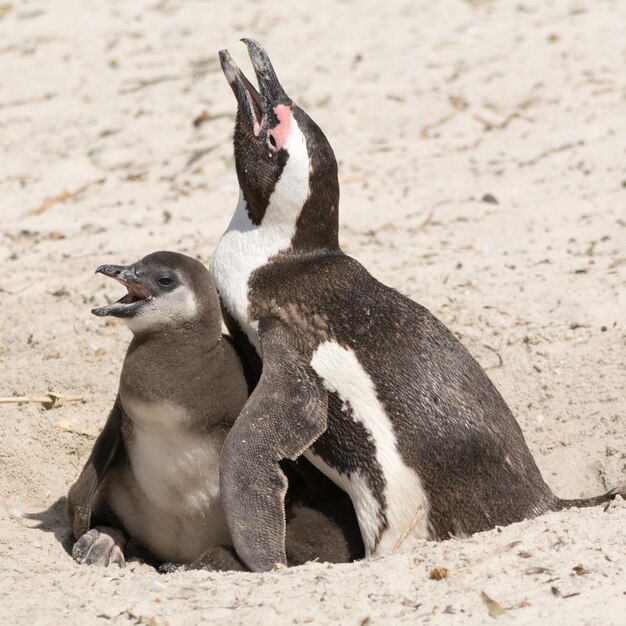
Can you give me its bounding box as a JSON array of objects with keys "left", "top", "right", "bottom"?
[
  {"left": 267, "top": 134, "right": 278, "bottom": 151},
  {"left": 158, "top": 276, "right": 173, "bottom": 287}
]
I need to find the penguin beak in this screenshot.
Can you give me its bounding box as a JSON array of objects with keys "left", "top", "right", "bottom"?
[
  {"left": 219, "top": 39, "right": 291, "bottom": 135},
  {"left": 219, "top": 49, "right": 263, "bottom": 132},
  {"left": 241, "top": 39, "right": 291, "bottom": 109},
  {"left": 92, "top": 264, "right": 152, "bottom": 317}
]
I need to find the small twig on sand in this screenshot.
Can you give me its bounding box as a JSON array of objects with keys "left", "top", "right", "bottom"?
[
  {"left": 121, "top": 57, "right": 219, "bottom": 95},
  {"left": 518, "top": 142, "right": 580, "bottom": 167},
  {"left": 471, "top": 111, "right": 520, "bottom": 131},
  {"left": 393, "top": 506, "right": 426, "bottom": 551},
  {"left": 28, "top": 189, "right": 74, "bottom": 215},
  {"left": 27, "top": 178, "right": 105, "bottom": 216},
  {"left": 419, "top": 96, "right": 468, "bottom": 139},
  {"left": 414, "top": 210, "right": 434, "bottom": 232},
  {"left": 420, "top": 109, "right": 458, "bottom": 139},
  {"left": 482, "top": 343, "right": 503, "bottom": 369},
  {"left": 0, "top": 393, "right": 84, "bottom": 409},
  {"left": 193, "top": 110, "right": 230, "bottom": 127},
  {"left": 120, "top": 74, "right": 184, "bottom": 94},
  {"left": 422, "top": 100, "right": 523, "bottom": 141},
  {"left": 185, "top": 143, "right": 219, "bottom": 170},
  {"left": 161, "top": 143, "right": 221, "bottom": 183}
]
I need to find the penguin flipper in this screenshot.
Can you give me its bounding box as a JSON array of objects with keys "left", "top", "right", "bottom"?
[
  {"left": 220, "top": 319, "right": 328, "bottom": 572},
  {"left": 67, "top": 398, "right": 124, "bottom": 540}
]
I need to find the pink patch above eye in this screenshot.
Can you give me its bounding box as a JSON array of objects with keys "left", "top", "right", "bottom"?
[{"left": 268, "top": 104, "right": 292, "bottom": 150}]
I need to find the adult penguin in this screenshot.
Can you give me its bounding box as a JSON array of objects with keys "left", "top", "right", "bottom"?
[{"left": 210, "top": 40, "right": 624, "bottom": 572}]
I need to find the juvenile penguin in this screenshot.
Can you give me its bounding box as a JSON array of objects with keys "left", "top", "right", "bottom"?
[
  {"left": 67, "top": 251, "right": 363, "bottom": 570},
  {"left": 210, "top": 40, "right": 625, "bottom": 572}
]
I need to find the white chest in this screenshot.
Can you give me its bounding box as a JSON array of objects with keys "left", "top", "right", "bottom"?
[
  {"left": 309, "top": 341, "right": 430, "bottom": 556},
  {"left": 122, "top": 397, "right": 221, "bottom": 514},
  {"left": 210, "top": 192, "right": 294, "bottom": 353},
  {"left": 111, "top": 396, "right": 229, "bottom": 562},
  {"left": 131, "top": 429, "right": 220, "bottom": 517}
]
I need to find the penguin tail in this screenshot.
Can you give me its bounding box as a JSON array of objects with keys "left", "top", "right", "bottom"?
[{"left": 557, "top": 484, "right": 626, "bottom": 510}]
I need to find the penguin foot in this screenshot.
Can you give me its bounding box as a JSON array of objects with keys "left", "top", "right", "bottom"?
[
  {"left": 158, "top": 561, "right": 194, "bottom": 574},
  {"left": 159, "top": 546, "right": 248, "bottom": 573},
  {"left": 73, "top": 526, "right": 127, "bottom": 567}
]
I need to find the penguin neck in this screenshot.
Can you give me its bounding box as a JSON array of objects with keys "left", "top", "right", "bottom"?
[
  {"left": 129, "top": 313, "right": 222, "bottom": 352},
  {"left": 210, "top": 117, "right": 339, "bottom": 347},
  {"left": 210, "top": 191, "right": 287, "bottom": 353},
  {"left": 232, "top": 110, "right": 340, "bottom": 256},
  {"left": 120, "top": 324, "right": 226, "bottom": 429},
  {"left": 289, "top": 107, "right": 340, "bottom": 253}
]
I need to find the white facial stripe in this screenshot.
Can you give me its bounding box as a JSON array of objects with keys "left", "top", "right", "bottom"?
[
  {"left": 310, "top": 341, "right": 429, "bottom": 555},
  {"left": 210, "top": 116, "right": 310, "bottom": 352},
  {"left": 267, "top": 116, "right": 309, "bottom": 225},
  {"left": 123, "top": 285, "right": 198, "bottom": 334}
]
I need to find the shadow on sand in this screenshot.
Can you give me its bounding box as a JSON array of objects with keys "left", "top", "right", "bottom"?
[
  {"left": 23, "top": 496, "right": 160, "bottom": 568},
  {"left": 24, "top": 496, "right": 73, "bottom": 556}
]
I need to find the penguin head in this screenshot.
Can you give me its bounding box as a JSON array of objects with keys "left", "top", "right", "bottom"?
[
  {"left": 220, "top": 39, "right": 339, "bottom": 250},
  {"left": 92, "top": 251, "right": 221, "bottom": 337}
]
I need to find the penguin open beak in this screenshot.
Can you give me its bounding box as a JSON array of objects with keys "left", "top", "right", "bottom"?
[
  {"left": 219, "top": 39, "right": 291, "bottom": 135},
  {"left": 92, "top": 264, "right": 152, "bottom": 317}
]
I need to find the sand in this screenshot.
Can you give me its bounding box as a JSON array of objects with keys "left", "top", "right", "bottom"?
[{"left": 0, "top": 0, "right": 624, "bottom": 624}]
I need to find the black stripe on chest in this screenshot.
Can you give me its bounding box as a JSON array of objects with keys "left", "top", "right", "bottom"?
[{"left": 311, "top": 393, "right": 389, "bottom": 542}]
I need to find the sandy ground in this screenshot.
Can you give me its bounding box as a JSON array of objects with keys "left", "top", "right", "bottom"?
[{"left": 1, "top": 0, "right": 625, "bottom": 624}]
